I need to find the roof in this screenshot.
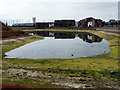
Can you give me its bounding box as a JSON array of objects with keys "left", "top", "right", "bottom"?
[
  {"left": 13, "top": 23, "right": 34, "bottom": 25},
  {"left": 109, "top": 19, "right": 117, "bottom": 22},
  {"left": 55, "top": 20, "right": 75, "bottom": 21},
  {"left": 36, "top": 22, "right": 54, "bottom": 24}
]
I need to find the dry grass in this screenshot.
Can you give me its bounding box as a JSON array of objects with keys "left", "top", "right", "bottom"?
[
  {"left": 2, "top": 80, "right": 26, "bottom": 88},
  {"left": 96, "top": 27, "right": 119, "bottom": 30},
  {"left": 0, "top": 30, "right": 29, "bottom": 40}
]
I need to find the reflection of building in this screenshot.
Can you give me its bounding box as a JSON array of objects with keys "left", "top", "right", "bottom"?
[
  {"left": 34, "top": 31, "right": 50, "bottom": 37},
  {"left": 78, "top": 17, "right": 103, "bottom": 27},
  {"left": 54, "top": 32, "right": 75, "bottom": 39},
  {"left": 54, "top": 20, "right": 75, "bottom": 27},
  {"left": 28, "top": 31, "right": 103, "bottom": 42},
  {"left": 33, "top": 31, "right": 54, "bottom": 37},
  {"left": 78, "top": 33, "right": 103, "bottom": 43}
]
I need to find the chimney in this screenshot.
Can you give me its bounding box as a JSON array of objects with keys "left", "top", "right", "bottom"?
[{"left": 33, "top": 17, "right": 36, "bottom": 24}]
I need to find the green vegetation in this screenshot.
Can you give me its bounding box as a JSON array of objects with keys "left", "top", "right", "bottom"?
[
  {"left": 2, "top": 58, "right": 119, "bottom": 78},
  {"left": 2, "top": 30, "right": 120, "bottom": 88}
]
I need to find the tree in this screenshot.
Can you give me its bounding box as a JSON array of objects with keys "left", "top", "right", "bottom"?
[
  {"left": 6, "top": 22, "right": 8, "bottom": 26},
  {"left": 104, "top": 22, "right": 108, "bottom": 25},
  {"left": 110, "top": 22, "right": 114, "bottom": 25}
]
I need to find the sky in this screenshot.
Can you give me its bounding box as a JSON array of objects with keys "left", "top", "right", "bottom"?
[{"left": 0, "top": 0, "right": 119, "bottom": 25}]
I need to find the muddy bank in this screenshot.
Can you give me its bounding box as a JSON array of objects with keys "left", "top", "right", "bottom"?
[
  {"left": 2, "top": 68, "right": 93, "bottom": 88},
  {"left": 2, "top": 61, "right": 119, "bottom": 89}
]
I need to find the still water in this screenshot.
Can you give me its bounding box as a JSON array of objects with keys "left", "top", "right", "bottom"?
[{"left": 5, "top": 31, "right": 110, "bottom": 59}]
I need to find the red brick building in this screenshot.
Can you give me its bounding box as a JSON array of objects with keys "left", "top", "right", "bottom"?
[{"left": 78, "top": 17, "right": 103, "bottom": 27}]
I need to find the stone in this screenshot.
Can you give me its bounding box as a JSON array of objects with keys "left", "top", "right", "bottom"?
[
  {"left": 110, "top": 71, "right": 116, "bottom": 74},
  {"left": 85, "top": 84, "right": 91, "bottom": 87},
  {"left": 79, "top": 78, "right": 86, "bottom": 81}
]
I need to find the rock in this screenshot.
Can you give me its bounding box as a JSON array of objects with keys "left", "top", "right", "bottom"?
[
  {"left": 24, "top": 62, "right": 28, "bottom": 64},
  {"left": 23, "top": 71, "right": 27, "bottom": 75},
  {"left": 115, "top": 73, "right": 120, "bottom": 76},
  {"left": 105, "top": 70, "right": 110, "bottom": 73},
  {"left": 48, "top": 70, "right": 51, "bottom": 73},
  {"left": 6, "top": 69, "right": 27, "bottom": 76},
  {"left": 25, "top": 77, "right": 28, "bottom": 79},
  {"left": 71, "top": 71, "right": 74, "bottom": 74},
  {"left": 85, "top": 84, "right": 91, "bottom": 87},
  {"left": 110, "top": 71, "right": 116, "bottom": 74},
  {"left": 2, "top": 70, "right": 5, "bottom": 74},
  {"left": 32, "top": 70, "right": 34, "bottom": 73},
  {"left": 48, "top": 74, "right": 53, "bottom": 77},
  {"left": 57, "top": 66, "right": 60, "bottom": 68},
  {"left": 79, "top": 78, "right": 86, "bottom": 81},
  {"left": 105, "top": 57, "right": 111, "bottom": 59},
  {"left": 82, "top": 72, "right": 87, "bottom": 74}
]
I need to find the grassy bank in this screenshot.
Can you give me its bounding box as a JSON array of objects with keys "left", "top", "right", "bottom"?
[
  {"left": 2, "top": 30, "right": 120, "bottom": 88},
  {"left": 23, "top": 26, "right": 120, "bottom": 32},
  {"left": 2, "top": 35, "right": 44, "bottom": 58},
  {"left": 96, "top": 27, "right": 119, "bottom": 30}
]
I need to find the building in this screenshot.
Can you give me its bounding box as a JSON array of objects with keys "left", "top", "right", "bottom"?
[
  {"left": 54, "top": 20, "right": 75, "bottom": 27},
  {"left": 78, "top": 17, "right": 103, "bottom": 27},
  {"left": 103, "top": 19, "right": 119, "bottom": 27},
  {"left": 12, "top": 17, "right": 36, "bottom": 27},
  {"left": 54, "top": 20, "right": 61, "bottom": 27},
  {"left": 35, "top": 22, "right": 54, "bottom": 28},
  {"left": 108, "top": 19, "right": 117, "bottom": 24},
  {"left": 12, "top": 23, "right": 35, "bottom": 27},
  {"left": 33, "top": 17, "right": 36, "bottom": 24}
]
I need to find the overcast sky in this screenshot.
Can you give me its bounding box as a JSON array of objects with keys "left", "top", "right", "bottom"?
[{"left": 0, "top": 0, "right": 119, "bottom": 24}]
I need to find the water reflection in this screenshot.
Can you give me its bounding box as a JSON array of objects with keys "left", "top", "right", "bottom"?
[
  {"left": 29, "top": 31, "right": 103, "bottom": 43},
  {"left": 5, "top": 31, "right": 110, "bottom": 59},
  {"left": 78, "top": 34, "right": 103, "bottom": 43}
]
